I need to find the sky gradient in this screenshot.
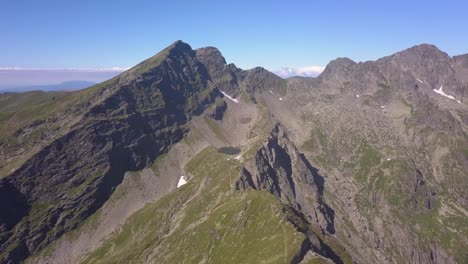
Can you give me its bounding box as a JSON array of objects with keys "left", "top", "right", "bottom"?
[{"left": 1, "top": 0, "right": 468, "bottom": 86}]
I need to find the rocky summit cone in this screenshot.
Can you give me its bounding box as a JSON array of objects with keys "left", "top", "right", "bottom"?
[{"left": 0, "top": 41, "right": 467, "bottom": 264}]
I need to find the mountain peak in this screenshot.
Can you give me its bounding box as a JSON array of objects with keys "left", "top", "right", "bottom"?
[
  {"left": 195, "top": 46, "right": 227, "bottom": 68},
  {"left": 405, "top": 43, "right": 442, "bottom": 53},
  {"left": 142, "top": 40, "right": 194, "bottom": 66},
  {"left": 319, "top": 57, "right": 357, "bottom": 81},
  {"left": 394, "top": 43, "right": 449, "bottom": 61},
  {"left": 120, "top": 40, "right": 194, "bottom": 82},
  {"left": 325, "top": 57, "right": 356, "bottom": 68},
  {"left": 166, "top": 40, "right": 192, "bottom": 52}
]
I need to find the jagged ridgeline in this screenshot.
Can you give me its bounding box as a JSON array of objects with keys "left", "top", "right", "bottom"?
[{"left": 0, "top": 41, "right": 467, "bottom": 264}]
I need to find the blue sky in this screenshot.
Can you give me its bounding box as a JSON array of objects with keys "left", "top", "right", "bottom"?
[{"left": 1, "top": 0, "right": 468, "bottom": 86}]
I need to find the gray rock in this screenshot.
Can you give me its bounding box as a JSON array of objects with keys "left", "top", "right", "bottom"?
[{"left": 236, "top": 123, "right": 334, "bottom": 234}]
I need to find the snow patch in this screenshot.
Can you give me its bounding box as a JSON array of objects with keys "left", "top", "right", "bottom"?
[
  {"left": 381, "top": 105, "right": 386, "bottom": 109},
  {"left": 279, "top": 97, "right": 283, "bottom": 101},
  {"left": 416, "top": 78, "right": 424, "bottom": 84},
  {"left": 269, "top": 90, "right": 273, "bottom": 94},
  {"left": 234, "top": 154, "right": 242, "bottom": 160},
  {"left": 220, "top": 90, "right": 239, "bottom": 103},
  {"left": 433, "top": 86, "right": 461, "bottom": 104},
  {"left": 387, "top": 158, "right": 391, "bottom": 161},
  {"left": 356, "top": 94, "right": 360, "bottom": 98},
  {"left": 177, "top": 176, "right": 187, "bottom": 188}
]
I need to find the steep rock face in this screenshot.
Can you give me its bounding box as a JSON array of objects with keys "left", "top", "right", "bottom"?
[
  {"left": 315, "top": 44, "right": 466, "bottom": 106},
  {"left": 277, "top": 44, "right": 467, "bottom": 263},
  {"left": 196, "top": 47, "right": 287, "bottom": 100},
  {"left": 376, "top": 44, "right": 464, "bottom": 100},
  {"left": 204, "top": 97, "right": 227, "bottom": 120},
  {"left": 319, "top": 57, "right": 357, "bottom": 84},
  {"left": 0, "top": 41, "right": 220, "bottom": 263},
  {"left": 236, "top": 123, "right": 334, "bottom": 234},
  {"left": 0, "top": 180, "right": 29, "bottom": 233},
  {"left": 242, "top": 67, "right": 286, "bottom": 94},
  {"left": 195, "top": 47, "right": 241, "bottom": 97},
  {"left": 453, "top": 54, "right": 468, "bottom": 84},
  {"left": 410, "top": 169, "right": 436, "bottom": 211}
]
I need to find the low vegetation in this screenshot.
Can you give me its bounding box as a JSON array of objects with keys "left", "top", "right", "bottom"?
[{"left": 81, "top": 147, "right": 306, "bottom": 264}]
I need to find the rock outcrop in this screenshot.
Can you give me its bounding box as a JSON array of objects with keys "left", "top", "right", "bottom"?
[
  {"left": 236, "top": 123, "right": 334, "bottom": 234},
  {"left": 204, "top": 97, "right": 227, "bottom": 120}
]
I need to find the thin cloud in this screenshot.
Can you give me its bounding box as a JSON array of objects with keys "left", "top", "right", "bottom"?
[
  {"left": 274, "top": 66, "right": 325, "bottom": 78},
  {"left": 0, "top": 67, "right": 129, "bottom": 89},
  {"left": 0, "top": 67, "right": 129, "bottom": 72}
]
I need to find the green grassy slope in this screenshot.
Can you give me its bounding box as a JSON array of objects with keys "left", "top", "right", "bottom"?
[{"left": 81, "top": 147, "right": 306, "bottom": 264}]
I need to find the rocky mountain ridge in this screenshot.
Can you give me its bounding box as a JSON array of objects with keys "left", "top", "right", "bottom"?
[
  {"left": 0, "top": 40, "right": 220, "bottom": 263},
  {"left": 236, "top": 123, "right": 334, "bottom": 234},
  {"left": 0, "top": 41, "right": 467, "bottom": 264}
]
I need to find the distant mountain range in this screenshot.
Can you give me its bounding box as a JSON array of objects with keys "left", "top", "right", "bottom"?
[{"left": 0, "top": 80, "right": 96, "bottom": 93}]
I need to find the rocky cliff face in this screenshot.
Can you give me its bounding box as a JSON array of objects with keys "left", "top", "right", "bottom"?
[
  {"left": 236, "top": 123, "right": 345, "bottom": 263},
  {"left": 195, "top": 47, "right": 286, "bottom": 101},
  {"left": 236, "top": 123, "right": 334, "bottom": 234},
  {"left": 195, "top": 47, "right": 241, "bottom": 97},
  {"left": 268, "top": 44, "right": 468, "bottom": 263},
  {"left": 0, "top": 41, "right": 221, "bottom": 263},
  {"left": 453, "top": 54, "right": 468, "bottom": 84}
]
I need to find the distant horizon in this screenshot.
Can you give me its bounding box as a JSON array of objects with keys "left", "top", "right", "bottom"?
[
  {"left": 0, "top": 68, "right": 121, "bottom": 90},
  {"left": 2, "top": 0, "right": 468, "bottom": 85},
  {"left": 1, "top": 40, "right": 467, "bottom": 90},
  {"left": 0, "top": 80, "right": 98, "bottom": 92}
]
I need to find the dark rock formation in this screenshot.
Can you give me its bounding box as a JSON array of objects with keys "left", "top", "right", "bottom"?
[
  {"left": 196, "top": 47, "right": 240, "bottom": 97},
  {"left": 319, "top": 57, "right": 357, "bottom": 83},
  {"left": 204, "top": 97, "right": 227, "bottom": 120},
  {"left": 411, "top": 169, "right": 436, "bottom": 211},
  {"left": 0, "top": 40, "right": 221, "bottom": 263},
  {"left": 0, "top": 180, "right": 29, "bottom": 233},
  {"left": 236, "top": 123, "right": 334, "bottom": 234},
  {"left": 196, "top": 47, "right": 286, "bottom": 100}
]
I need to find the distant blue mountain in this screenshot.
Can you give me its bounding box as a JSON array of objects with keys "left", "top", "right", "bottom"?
[{"left": 0, "top": 80, "right": 96, "bottom": 92}]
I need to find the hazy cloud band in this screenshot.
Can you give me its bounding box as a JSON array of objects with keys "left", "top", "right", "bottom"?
[{"left": 274, "top": 66, "right": 325, "bottom": 78}]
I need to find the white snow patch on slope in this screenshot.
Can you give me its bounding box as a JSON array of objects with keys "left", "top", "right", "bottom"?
[
  {"left": 220, "top": 90, "right": 239, "bottom": 103},
  {"left": 279, "top": 97, "right": 283, "bottom": 101},
  {"left": 234, "top": 154, "right": 242, "bottom": 160},
  {"left": 416, "top": 78, "right": 424, "bottom": 84},
  {"left": 177, "top": 176, "right": 187, "bottom": 188},
  {"left": 381, "top": 105, "right": 386, "bottom": 109},
  {"left": 356, "top": 94, "right": 360, "bottom": 98},
  {"left": 433, "top": 86, "right": 461, "bottom": 104},
  {"left": 269, "top": 90, "right": 273, "bottom": 94}
]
